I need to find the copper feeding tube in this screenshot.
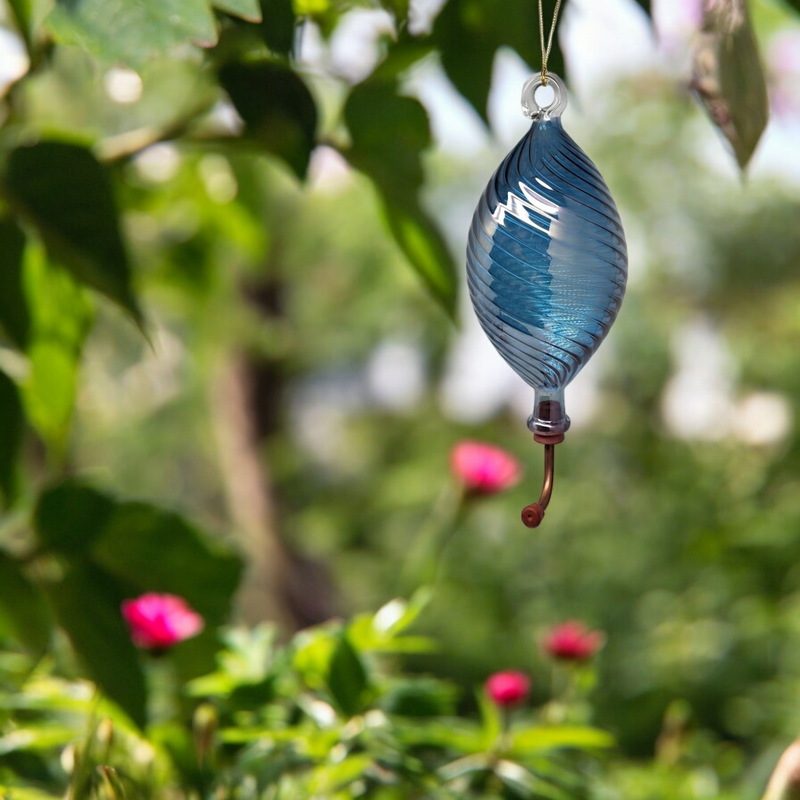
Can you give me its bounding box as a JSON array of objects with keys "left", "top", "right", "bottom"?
[
  {"left": 521, "top": 398, "right": 567, "bottom": 528},
  {"left": 521, "top": 442, "right": 557, "bottom": 528}
]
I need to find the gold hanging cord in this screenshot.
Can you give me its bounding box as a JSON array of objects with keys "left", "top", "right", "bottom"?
[{"left": 538, "top": 0, "right": 564, "bottom": 85}]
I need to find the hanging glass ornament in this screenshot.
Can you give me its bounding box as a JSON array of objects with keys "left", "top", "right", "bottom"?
[{"left": 466, "top": 26, "right": 627, "bottom": 528}]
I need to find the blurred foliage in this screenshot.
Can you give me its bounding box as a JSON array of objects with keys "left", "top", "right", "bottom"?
[
  {"left": 0, "top": 0, "right": 800, "bottom": 797},
  {"left": 0, "top": 598, "right": 614, "bottom": 799}
]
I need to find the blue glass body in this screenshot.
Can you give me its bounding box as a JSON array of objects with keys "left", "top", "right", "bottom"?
[{"left": 467, "top": 78, "right": 627, "bottom": 435}]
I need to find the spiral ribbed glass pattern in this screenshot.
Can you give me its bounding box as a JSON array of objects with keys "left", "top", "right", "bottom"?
[{"left": 467, "top": 83, "right": 627, "bottom": 399}]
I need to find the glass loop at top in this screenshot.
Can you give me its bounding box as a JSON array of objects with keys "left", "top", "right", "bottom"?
[{"left": 521, "top": 72, "right": 568, "bottom": 120}]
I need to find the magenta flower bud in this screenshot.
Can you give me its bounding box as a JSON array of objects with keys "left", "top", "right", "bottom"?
[
  {"left": 450, "top": 440, "right": 522, "bottom": 495},
  {"left": 543, "top": 620, "right": 603, "bottom": 662},
  {"left": 121, "top": 593, "right": 204, "bottom": 652},
  {"left": 485, "top": 670, "right": 531, "bottom": 707}
]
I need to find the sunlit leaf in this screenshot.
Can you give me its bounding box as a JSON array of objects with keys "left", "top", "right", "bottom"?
[
  {"left": 494, "top": 759, "right": 561, "bottom": 799},
  {"left": 219, "top": 61, "right": 317, "bottom": 178},
  {"left": 44, "top": 563, "right": 146, "bottom": 728},
  {"left": 4, "top": 142, "right": 142, "bottom": 324},
  {"left": 294, "top": 627, "right": 337, "bottom": 689},
  {"left": 0, "top": 787, "right": 62, "bottom": 800},
  {"left": 0, "top": 219, "right": 30, "bottom": 350},
  {"left": 47, "top": 0, "right": 218, "bottom": 66},
  {"left": 394, "top": 719, "right": 484, "bottom": 753},
  {"left": 0, "top": 552, "right": 51, "bottom": 654},
  {"left": 345, "top": 81, "right": 457, "bottom": 315},
  {"left": 373, "top": 588, "right": 432, "bottom": 635},
  {"left": 21, "top": 248, "right": 92, "bottom": 458},
  {"left": 477, "top": 688, "right": 502, "bottom": 748},
  {"left": 510, "top": 725, "right": 615, "bottom": 755},
  {"left": 293, "top": 0, "right": 329, "bottom": 13},
  {"left": 0, "top": 676, "right": 94, "bottom": 712},
  {"left": 692, "top": 0, "right": 769, "bottom": 169},
  {"left": 25, "top": 343, "right": 78, "bottom": 457},
  {"left": 6, "top": 0, "right": 34, "bottom": 50},
  {"left": 431, "top": 0, "right": 565, "bottom": 121},
  {"left": 187, "top": 624, "right": 276, "bottom": 699},
  {"left": 213, "top": 0, "right": 262, "bottom": 21},
  {"left": 0, "top": 725, "right": 79, "bottom": 755},
  {"left": 308, "top": 754, "right": 373, "bottom": 793}
]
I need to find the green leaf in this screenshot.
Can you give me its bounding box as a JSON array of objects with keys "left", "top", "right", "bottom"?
[
  {"left": 0, "top": 371, "right": 24, "bottom": 506},
  {"left": 345, "top": 81, "right": 457, "bottom": 315},
  {"left": 20, "top": 247, "right": 92, "bottom": 457},
  {"left": 630, "top": 0, "right": 651, "bottom": 17},
  {"left": 381, "top": 677, "right": 458, "bottom": 717},
  {"left": 383, "top": 0, "right": 409, "bottom": 22},
  {"left": 346, "top": 83, "right": 429, "bottom": 192},
  {"left": 431, "top": 0, "right": 564, "bottom": 121},
  {"left": 7, "top": 0, "right": 33, "bottom": 46},
  {"left": 373, "top": 588, "right": 432, "bottom": 635},
  {"left": 327, "top": 634, "right": 368, "bottom": 717},
  {"left": 4, "top": 142, "right": 142, "bottom": 324},
  {"left": 187, "top": 624, "right": 276, "bottom": 699},
  {"left": 34, "top": 481, "right": 116, "bottom": 556},
  {"left": 395, "top": 718, "right": 485, "bottom": 753},
  {"left": 34, "top": 482, "right": 242, "bottom": 682},
  {"left": 0, "top": 552, "right": 51, "bottom": 654},
  {"left": 0, "top": 787, "right": 63, "bottom": 800},
  {"left": 294, "top": 625, "right": 338, "bottom": 691},
  {"left": 257, "top": 0, "right": 296, "bottom": 53},
  {"left": 25, "top": 343, "right": 79, "bottom": 457},
  {"left": 0, "top": 220, "right": 30, "bottom": 350},
  {"left": 693, "top": 0, "right": 769, "bottom": 169},
  {"left": 494, "top": 760, "right": 560, "bottom": 799},
  {"left": 509, "top": 725, "right": 615, "bottom": 755},
  {"left": 218, "top": 61, "right": 317, "bottom": 178},
  {"left": 47, "top": 0, "right": 218, "bottom": 66},
  {"left": 44, "top": 563, "right": 146, "bottom": 727},
  {"left": 307, "top": 754, "right": 374, "bottom": 795},
  {"left": 348, "top": 589, "right": 434, "bottom": 652},
  {"left": 477, "top": 688, "right": 502, "bottom": 748},
  {"left": 371, "top": 34, "right": 435, "bottom": 82},
  {"left": 0, "top": 724, "right": 80, "bottom": 755},
  {"left": 91, "top": 502, "right": 242, "bottom": 626},
  {"left": 149, "top": 721, "right": 206, "bottom": 791},
  {"left": 293, "top": 0, "right": 330, "bottom": 13},
  {"left": 213, "top": 0, "right": 262, "bottom": 21},
  {"left": 384, "top": 207, "right": 457, "bottom": 315}
]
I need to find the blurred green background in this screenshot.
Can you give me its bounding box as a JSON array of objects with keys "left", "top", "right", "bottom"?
[{"left": 2, "top": 0, "right": 800, "bottom": 792}]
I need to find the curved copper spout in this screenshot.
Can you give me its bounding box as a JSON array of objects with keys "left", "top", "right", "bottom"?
[{"left": 521, "top": 443, "right": 556, "bottom": 528}]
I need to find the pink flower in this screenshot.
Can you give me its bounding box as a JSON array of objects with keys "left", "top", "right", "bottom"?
[
  {"left": 121, "top": 593, "right": 204, "bottom": 651},
  {"left": 485, "top": 670, "right": 531, "bottom": 707},
  {"left": 450, "top": 440, "right": 522, "bottom": 495},
  {"left": 543, "top": 621, "right": 603, "bottom": 662}
]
